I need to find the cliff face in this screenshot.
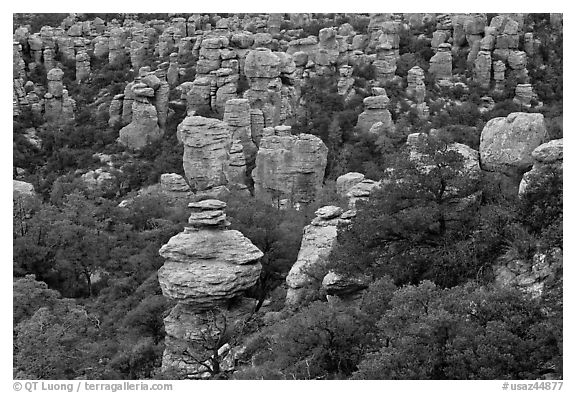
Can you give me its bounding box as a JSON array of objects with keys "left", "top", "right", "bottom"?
[{"left": 158, "top": 200, "right": 262, "bottom": 378}]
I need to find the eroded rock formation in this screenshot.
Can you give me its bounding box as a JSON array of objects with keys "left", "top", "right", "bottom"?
[
  {"left": 480, "top": 112, "right": 548, "bottom": 196},
  {"left": 252, "top": 128, "right": 328, "bottom": 207},
  {"left": 285, "top": 206, "right": 352, "bottom": 306},
  {"left": 158, "top": 200, "right": 262, "bottom": 377}
]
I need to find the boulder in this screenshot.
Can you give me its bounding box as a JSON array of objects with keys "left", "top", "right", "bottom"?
[
  {"left": 480, "top": 112, "right": 548, "bottom": 176},
  {"left": 336, "top": 172, "right": 365, "bottom": 197},
  {"left": 519, "top": 139, "right": 562, "bottom": 196},
  {"left": 13, "top": 180, "right": 36, "bottom": 199}
]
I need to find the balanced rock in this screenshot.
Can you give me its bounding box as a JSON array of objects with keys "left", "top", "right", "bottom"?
[
  {"left": 356, "top": 94, "right": 395, "bottom": 135},
  {"left": 158, "top": 201, "right": 262, "bottom": 376}
]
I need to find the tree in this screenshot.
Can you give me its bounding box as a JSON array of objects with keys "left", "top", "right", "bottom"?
[
  {"left": 353, "top": 281, "right": 561, "bottom": 379},
  {"left": 235, "top": 299, "right": 375, "bottom": 379},
  {"left": 14, "top": 299, "right": 102, "bottom": 379},
  {"left": 328, "top": 135, "right": 481, "bottom": 286}
]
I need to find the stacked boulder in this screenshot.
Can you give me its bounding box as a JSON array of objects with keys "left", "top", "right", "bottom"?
[
  {"left": 519, "top": 139, "right": 562, "bottom": 196},
  {"left": 44, "top": 68, "right": 76, "bottom": 124},
  {"left": 337, "top": 173, "right": 381, "bottom": 210},
  {"left": 491, "top": 15, "right": 520, "bottom": 63},
  {"left": 243, "top": 48, "right": 282, "bottom": 128},
  {"left": 432, "top": 14, "right": 452, "bottom": 51},
  {"left": 356, "top": 93, "right": 395, "bottom": 136},
  {"left": 492, "top": 60, "right": 506, "bottom": 91},
  {"left": 513, "top": 83, "right": 535, "bottom": 107},
  {"left": 117, "top": 67, "right": 168, "bottom": 150},
  {"left": 337, "top": 65, "right": 355, "bottom": 100},
  {"left": 159, "top": 173, "right": 194, "bottom": 202},
  {"left": 473, "top": 50, "right": 492, "bottom": 89},
  {"left": 252, "top": 127, "right": 328, "bottom": 207},
  {"left": 315, "top": 27, "right": 339, "bottom": 75},
  {"left": 75, "top": 50, "right": 91, "bottom": 82},
  {"left": 285, "top": 206, "right": 354, "bottom": 306},
  {"left": 186, "top": 26, "right": 242, "bottom": 115},
  {"left": 480, "top": 112, "right": 548, "bottom": 197},
  {"left": 223, "top": 99, "right": 258, "bottom": 168},
  {"left": 406, "top": 66, "right": 429, "bottom": 119},
  {"left": 158, "top": 200, "right": 263, "bottom": 377}
]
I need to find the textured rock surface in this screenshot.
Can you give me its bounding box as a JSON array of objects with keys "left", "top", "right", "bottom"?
[
  {"left": 177, "top": 116, "right": 233, "bottom": 191},
  {"left": 473, "top": 50, "right": 491, "bottom": 88},
  {"left": 117, "top": 67, "right": 171, "bottom": 149},
  {"left": 159, "top": 230, "right": 262, "bottom": 306},
  {"left": 494, "top": 248, "right": 562, "bottom": 299},
  {"left": 356, "top": 94, "right": 395, "bottom": 135},
  {"left": 346, "top": 179, "right": 381, "bottom": 210},
  {"left": 480, "top": 112, "right": 548, "bottom": 175},
  {"left": 513, "top": 84, "right": 535, "bottom": 107},
  {"left": 429, "top": 43, "right": 452, "bottom": 80},
  {"left": 118, "top": 99, "right": 163, "bottom": 150},
  {"left": 252, "top": 130, "right": 328, "bottom": 206},
  {"left": 336, "top": 172, "right": 366, "bottom": 197},
  {"left": 160, "top": 173, "right": 191, "bottom": 193},
  {"left": 158, "top": 201, "right": 262, "bottom": 377},
  {"left": 13, "top": 180, "right": 36, "bottom": 199},
  {"left": 519, "top": 139, "right": 562, "bottom": 196},
  {"left": 285, "top": 207, "right": 353, "bottom": 306}
]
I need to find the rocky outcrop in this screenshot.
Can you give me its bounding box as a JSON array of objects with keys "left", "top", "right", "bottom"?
[
  {"left": 285, "top": 206, "right": 353, "bottom": 307},
  {"left": 345, "top": 179, "right": 381, "bottom": 210},
  {"left": 480, "top": 112, "right": 548, "bottom": 176},
  {"left": 13, "top": 180, "right": 36, "bottom": 199},
  {"left": 480, "top": 112, "right": 548, "bottom": 196},
  {"left": 336, "top": 172, "right": 366, "bottom": 198},
  {"left": 75, "top": 50, "right": 90, "bottom": 82},
  {"left": 493, "top": 60, "right": 506, "bottom": 91},
  {"left": 429, "top": 43, "right": 452, "bottom": 82},
  {"left": 406, "top": 66, "right": 428, "bottom": 119},
  {"left": 337, "top": 65, "right": 355, "bottom": 99},
  {"left": 473, "top": 50, "right": 491, "bottom": 89},
  {"left": 513, "top": 83, "right": 535, "bottom": 107},
  {"left": 223, "top": 99, "right": 258, "bottom": 168},
  {"left": 519, "top": 139, "right": 562, "bottom": 196},
  {"left": 356, "top": 94, "right": 395, "bottom": 136},
  {"left": 118, "top": 67, "right": 169, "bottom": 150},
  {"left": 494, "top": 248, "right": 562, "bottom": 299},
  {"left": 491, "top": 15, "right": 520, "bottom": 62},
  {"left": 158, "top": 200, "right": 262, "bottom": 377},
  {"left": 177, "top": 116, "right": 232, "bottom": 192},
  {"left": 252, "top": 129, "right": 328, "bottom": 207},
  {"left": 159, "top": 173, "right": 193, "bottom": 201},
  {"left": 44, "top": 68, "right": 75, "bottom": 124},
  {"left": 243, "top": 48, "right": 282, "bottom": 128}
]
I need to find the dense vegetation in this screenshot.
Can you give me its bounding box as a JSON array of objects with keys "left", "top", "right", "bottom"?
[{"left": 13, "top": 13, "right": 562, "bottom": 380}]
